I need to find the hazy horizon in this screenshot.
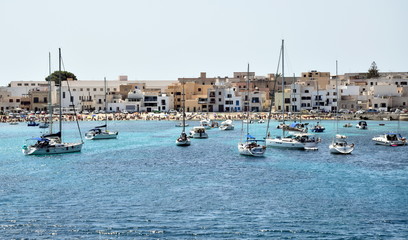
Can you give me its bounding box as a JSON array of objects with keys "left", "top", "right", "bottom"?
[{"left": 1, "top": 0, "right": 407, "bottom": 85}]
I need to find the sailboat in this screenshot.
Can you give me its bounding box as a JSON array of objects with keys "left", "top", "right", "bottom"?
[
  {"left": 310, "top": 80, "right": 325, "bottom": 132},
  {"left": 176, "top": 81, "right": 191, "bottom": 146},
  {"left": 237, "top": 64, "right": 266, "bottom": 157},
  {"left": 329, "top": 60, "right": 355, "bottom": 154},
  {"left": 85, "top": 77, "right": 118, "bottom": 140},
  {"left": 22, "top": 48, "right": 83, "bottom": 155},
  {"left": 266, "top": 40, "right": 320, "bottom": 150}
]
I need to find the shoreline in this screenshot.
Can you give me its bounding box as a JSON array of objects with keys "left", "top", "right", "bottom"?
[{"left": 2, "top": 112, "right": 407, "bottom": 123}]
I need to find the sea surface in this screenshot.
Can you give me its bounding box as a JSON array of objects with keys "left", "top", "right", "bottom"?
[{"left": 0, "top": 119, "right": 407, "bottom": 239}]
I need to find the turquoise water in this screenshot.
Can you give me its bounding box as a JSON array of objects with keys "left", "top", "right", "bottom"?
[{"left": 0, "top": 120, "right": 407, "bottom": 239}]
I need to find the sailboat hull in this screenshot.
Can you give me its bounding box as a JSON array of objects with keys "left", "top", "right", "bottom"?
[
  {"left": 329, "top": 144, "right": 354, "bottom": 154},
  {"left": 23, "top": 142, "right": 83, "bottom": 155},
  {"left": 85, "top": 131, "right": 118, "bottom": 140},
  {"left": 238, "top": 143, "right": 266, "bottom": 157}
]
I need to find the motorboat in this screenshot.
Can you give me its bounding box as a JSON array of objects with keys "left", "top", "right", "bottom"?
[
  {"left": 27, "top": 121, "right": 39, "bottom": 126},
  {"left": 372, "top": 133, "right": 406, "bottom": 146},
  {"left": 311, "top": 122, "right": 325, "bottom": 133},
  {"left": 266, "top": 133, "right": 320, "bottom": 150},
  {"left": 258, "top": 119, "right": 265, "bottom": 123},
  {"left": 343, "top": 123, "right": 353, "bottom": 127},
  {"left": 189, "top": 126, "right": 208, "bottom": 138},
  {"left": 219, "top": 120, "right": 234, "bottom": 130},
  {"left": 329, "top": 134, "right": 354, "bottom": 154},
  {"left": 38, "top": 122, "right": 49, "bottom": 128},
  {"left": 200, "top": 119, "right": 212, "bottom": 129},
  {"left": 356, "top": 121, "right": 368, "bottom": 129}
]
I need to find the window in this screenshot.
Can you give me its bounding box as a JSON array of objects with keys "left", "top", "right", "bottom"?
[
  {"left": 293, "top": 89, "right": 296, "bottom": 93},
  {"left": 31, "top": 83, "right": 36, "bottom": 86},
  {"left": 198, "top": 88, "right": 201, "bottom": 92},
  {"left": 305, "top": 90, "right": 309, "bottom": 93},
  {"left": 63, "top": 92, "right": 66, "bottom": 98},
  {"left": 16, "top": 99, "right": 20, "bottom": 102},
  {"left": 24, "top": 83, "right": 29, "bottom": 86},
  {"left": 93, "top": 88, "right": 97, "bottom": 91},
  {"left": 33, "top": 97, "right": 39, "bottom": 103},
  {"left": 236, "top": 100, "right": 240, "bottom": 106},
  {"left": 218, "top": 98, "right": 222, "bottom": 102},
  {"left": 219, "top": 92, "right": 222, "bottom": 95},
  {"left": 9, "top": 99, "right": 13, "bottom": 103},
  {"left": 73, "top": 89, "right": 76, "bottom": 91},
  {"left": 227, "top": 94, "right": 232, "bottom": 98},
  {"left": 80, "top": 88, "right": 83, "bottom": 91},
  {"left": 100, "top": 88, "right": 103, "bottom": 91},
  {"left": 17, "top": 83, "right": 22, "bottom": 86},
  {"left": 70, "top": 96, "right": 74, "bottom": 102},
  {"left": 86, "top": 88, "right": 90, "bottom": 91},
  {"left": 161, "top": 100, "right": 166, "bottom": 105}
]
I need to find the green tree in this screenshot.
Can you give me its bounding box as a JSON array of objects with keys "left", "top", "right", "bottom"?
[
  {"left": 367, "top": 61, "right": 380, "bottom": 79},
  {"left": 45, "top": 71, "right": 77, "bottom": 86}
]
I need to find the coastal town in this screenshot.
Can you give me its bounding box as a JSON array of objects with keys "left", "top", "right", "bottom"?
[{"left": 1, "top": 62, "right": 408, "bottom": 122}]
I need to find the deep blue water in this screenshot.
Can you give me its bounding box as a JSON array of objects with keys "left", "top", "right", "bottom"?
[{"left": 0, "top": 119, "right": 407, "bottom": 239}]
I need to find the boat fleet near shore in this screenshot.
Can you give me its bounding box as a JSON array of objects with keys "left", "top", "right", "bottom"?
[{"left": 9, "top": 47, "right": 408, "bottom": 156}]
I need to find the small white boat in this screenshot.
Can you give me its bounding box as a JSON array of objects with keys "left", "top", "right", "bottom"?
[
  {"left": 258, "top": 119, "right": 265, "bottom": 124},
  {"left": 238, "top": 140, "right": 266, "bottom": 157},
  {"left": 243, "top": 119, "right": 254, "bottom": 124},
  {"left": 38, "top": 122, "right": 49, "bottom": 128},
  {"left": 329, "top": 135, "right": 354, "bottom": 154},
  {"left": 85, "top": 77, "right": 118, "bottom": 140},
  {"left": 175, "top": 122, "right": 189, "bottom": 127},
  {"left": 85, "top": 125, "right": 118, "bottom": 140},
  {"left": 200, "top": 119, "right": 212, "bottom": 129},
  {"left": 176, "top": 82, "right": 191, "bottom": 146},
  {"left": 356, "top": 121, "right": 368, "bottom": 129},
  {"left": 372, "top": 133, "right": 406, "bottom": 146},
  {"left": 266, "top": 133, "right": 320, "bottom": 150},
  {"left": 189, "top": 126, "right": 208, "bottom": 138},
  {"left": 343, "top": 123, "right": 353, "bottom": 128},
  {"left": 176, "top": 132, "right": 191, "bottom": 146},
  {"left": 219, "top": 120, "right": 234, "bottom": 130}
]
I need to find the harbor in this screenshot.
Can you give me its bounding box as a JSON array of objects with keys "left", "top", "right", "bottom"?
[{"left": 0, "top": 119, "right": 407, "bottom": 238}]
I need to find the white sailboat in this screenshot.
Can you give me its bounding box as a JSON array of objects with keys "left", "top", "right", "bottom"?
[
  {"left": 219, "top": 120, "right": 234, "bottom": 130},
  {"left": 329, "top": 60, "right": 355, "bottom": 154},
  {"left": 238, "top": 64, "right": 266, "bottom": 157},
  {"left": 176, "top": 81, "right": 191, "bottom": 146},
  {"left": 266, "top": 40, "right": 319, "bottom": 150},
  {"left": 85, "top": 77, "right": 118, "bottom": 140},
  {"left": 23, "top": 49, "right": 83, "bottom": 155}
]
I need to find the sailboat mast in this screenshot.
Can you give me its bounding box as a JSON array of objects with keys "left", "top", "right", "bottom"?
[
  {"left": 58, "top": 48, "right": 62, "bottom": 138},
  {"left": 104, "top": 77, "right": 107, "bottom": 130},
  {"left": 281, "top": 40, "right": 286, "bottom": 137},
  {"left": 335, "top": 60, "right": 339, "bottom": 134},
  {"left": 281, "top": 40, "right": 285, "bottom": 123},
  {"left": 246, "top": 63, "right": 250, "bottom": 138},
  {"left": 182, "top": 81, "right": 186, "bottom": 133},
  {"left": 48, "top": 52, "right": 53, "bottom": 134}
]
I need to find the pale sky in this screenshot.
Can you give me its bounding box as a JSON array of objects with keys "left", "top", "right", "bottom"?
[{"left": 0, "top": 0, "right": 407, "bottom": 85}]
